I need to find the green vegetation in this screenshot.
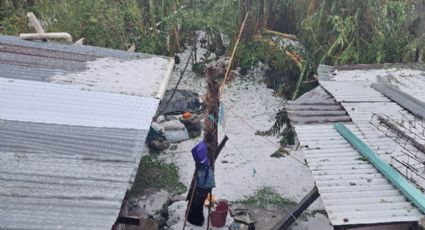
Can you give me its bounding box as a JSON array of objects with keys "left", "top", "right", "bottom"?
[
  {"left": 238, "top": 187, "right": 296, "bottom": 208},
  {"left": 2, "top": 0, "right": 424, "bottom": 143},
  {"left": 130, "top": 155, "right": 186, "bottom": 196},
  {"left": 2, "top": 1, "right": 422, "bottom": 71}
]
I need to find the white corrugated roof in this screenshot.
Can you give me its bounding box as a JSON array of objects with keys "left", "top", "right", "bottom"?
[
  {"left": 289, "top": 64, "right": 425, "bottom": 226},
  {"left": 319, "top": 65, "right": 425, "bottom": 102},
  {"left": 295, "top": 123, "right": 422, "bottom": 226},
  {"left": 320, "top": 81, "right": 390, "bottom": 102},
  {"left": 0, "top": 77, "right": 158, "bottom": 130}
]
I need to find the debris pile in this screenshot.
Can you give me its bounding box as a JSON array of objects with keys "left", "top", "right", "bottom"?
[{"left": 147, "top": 89, "right": 204, "bottom": 151}]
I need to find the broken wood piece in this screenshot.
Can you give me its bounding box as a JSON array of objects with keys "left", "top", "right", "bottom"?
[
  {"left": 271, "top": 186, "right": 319, "bottom": 230},
  {"left": 74, "top": 38, "right": 85, "bottom": 45},
  {"left": 27, "top": 12, "right": 45, "bottom": 34},
  {"left": 20, "top": 32, "right": 73, "bottom": 43},
  {"left": 264, "top": 29, "right": 297, "bottom": 40}
]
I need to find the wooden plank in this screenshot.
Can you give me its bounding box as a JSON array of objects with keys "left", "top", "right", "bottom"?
[{"left": 334, "top": 123, "right": 425, "bottom": 214}]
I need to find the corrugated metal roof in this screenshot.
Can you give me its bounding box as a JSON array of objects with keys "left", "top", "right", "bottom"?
[
  {"left": 0, "top": 119, "right": 147, "bottom": 229},
  {"left": 0, "top": 35, "right": 174, "bottom": 98},
  {"left": 318, "top": 64, "right": 425, "bottom": 102},
  {"left": 289, "top": 64, "right": 425, "bottom": 226},
  {"left": 0, "top": 36, "right": 171, "bottom": 229},
  {"left": 0, "top": 77, "right": 159, "bottom": 130},
  {"left": 320, "top": 81, "right": 390, "bottom": 102},
  {"left": 286, "top": 86, "right": 350, "bottom": 124},
  {"left": 295, "top": 123, "right": 422, "bottom": 226}
]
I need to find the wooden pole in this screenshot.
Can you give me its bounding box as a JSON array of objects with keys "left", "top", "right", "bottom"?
[
  {"left": 185, "top": 59, "right": 227, "bottom": 227},
  {"left": 204, "top": 60, "right": 227, "bottom": 167}
]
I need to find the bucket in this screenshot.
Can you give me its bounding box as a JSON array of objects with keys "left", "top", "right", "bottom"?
[{"left": 210, "top": 200, "right": 228, "bottom": 228}]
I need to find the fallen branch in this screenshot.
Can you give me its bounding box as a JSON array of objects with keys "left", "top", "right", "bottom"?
[{"left": 264, "top": 29, "right": 297, "bottom": 40}]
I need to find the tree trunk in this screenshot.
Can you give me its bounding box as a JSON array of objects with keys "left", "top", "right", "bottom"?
[
  {"left": 241, "top": 0, "right": 254, "bottom": 42},
  {"left": 186, "top": 59, "right": 227, "bottom": 226},
  {"left": 258, "top": 0, "right": 264, "bottom": 32},
  {"left": 135, "top": 0, "right": 145, "bottom": 34},
  {"left": 148, "top": 0, "right": 156, "bottom": 33},
  {"left": 263, "top": 0, "right": 269, "bottom": 28},
  {"left": 204, "top": 65, "right": 223, "bottom": 167}
]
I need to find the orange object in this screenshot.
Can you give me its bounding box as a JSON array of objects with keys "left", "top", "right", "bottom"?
[
  {"left": 204, "top": 194, "right": 216, "bottom": 207},
  {"left": 182, "top": 112, "right": 192, "bottom": 119}
]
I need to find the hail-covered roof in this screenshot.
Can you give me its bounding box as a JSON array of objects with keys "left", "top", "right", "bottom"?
[{"left": 0, "top": 35, "right": 173, "bottom": 229}]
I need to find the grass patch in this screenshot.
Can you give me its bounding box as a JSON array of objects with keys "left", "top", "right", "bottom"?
[
  {"left": 237, "top": 187, "right": 296, "bottom": 209},
  {"left": 129, "top": 155, "right": 186, "bottom": 196}
]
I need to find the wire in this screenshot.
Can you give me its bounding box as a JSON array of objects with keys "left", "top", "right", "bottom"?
[{"left": 156, "top": 51, "right": 193, "bottom": 118}]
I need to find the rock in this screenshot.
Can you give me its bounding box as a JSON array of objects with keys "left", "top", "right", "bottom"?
[{"left": 148, "top": 139, "right": 170, "bottom": 151}]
